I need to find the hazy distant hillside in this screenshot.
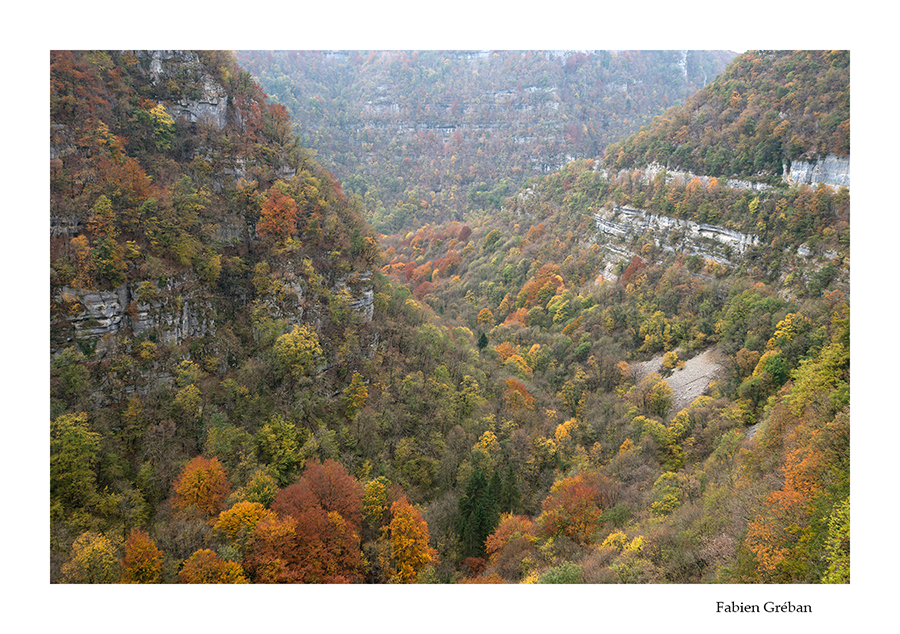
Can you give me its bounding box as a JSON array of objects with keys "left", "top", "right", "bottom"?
[
  {"left": 603, "top": 50, "right": 849, "bottom": 181},
  {"left": 236, "top": 50, "right": 735, "bottom": 231}
]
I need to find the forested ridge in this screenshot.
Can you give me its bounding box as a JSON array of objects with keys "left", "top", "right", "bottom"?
[
  {"left": 49, "top": 49, "right": 849, "bottom": 586},
  {"left": 603, "top": 50, "right": 850, "bottom": 181}
]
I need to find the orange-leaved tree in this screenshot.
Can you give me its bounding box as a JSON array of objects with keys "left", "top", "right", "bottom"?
[
  {"left": 120, "top": 528, "right": 163, "bottom": 583},
  {"left": 272, "top": 459, "right": 363, "bottom": 531},
  {"left": 179, "top": 549, "right": 248, "bottom": 583},
  {"left": 538, "top": 471, "right": 617, "bottom": 545},
  {"left": 245, "top": 459, "right": 366, "bottom": 583},
  {"left": 172, "top": 456, "right": 230, "bottom": 518},
  {"left": 256, "top": 183, "right": 298, "bottom": 240},
  {"left": 244, "top": 508, "right": 364, "bottom": 583},
  {"left": 483, "top": 514, "right": 537, "bottom": 582}
]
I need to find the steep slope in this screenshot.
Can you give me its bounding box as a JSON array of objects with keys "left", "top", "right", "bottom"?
[
  {"left": 51, "top": 50, "right": 380, "bottom": 357},
  {"left": 236, "top": 50, "right": 736, "bottom": 232},
  {"left": 49, "top": 51, "right": 387, "bottom": 581}
]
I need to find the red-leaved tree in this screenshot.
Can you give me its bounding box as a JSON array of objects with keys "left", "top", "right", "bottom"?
[{"left": 272, "top": 459, "right": 363, "bottom": 531}]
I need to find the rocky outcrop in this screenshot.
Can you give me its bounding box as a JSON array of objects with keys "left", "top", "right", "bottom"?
[
  {"left": 594, "top": 205, "right": 759, "bottom": 268},
  {"left": 62, "top": 285, "right": 131, "bottom": 342},
  {"left": 132, "top": 275, "right": 215, "bottom": 345},
  {"left": 136, "top": 50, "right": 229, "bottom": 130},
  {"left": 50, "top": 123, "right": 75, "bottom": 161},
  {"left": 54, "top": 274, "right": 215, "bottom": 356},
  {"left": 339, "top": 272, "right": 375, "bottom": 323},
  {"left": 783, "top": 154, "right": 850, "bottom": 189},
  {"left": 634, "top": 163, "right": 774, "bottom": 193}
]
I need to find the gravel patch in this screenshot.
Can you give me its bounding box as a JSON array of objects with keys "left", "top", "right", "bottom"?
[{"left": 632, "top": 347, "right": 728, "bottom": 414}]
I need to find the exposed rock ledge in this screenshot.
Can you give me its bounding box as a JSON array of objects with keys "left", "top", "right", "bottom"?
[{"left": 783, "top": 154, "right": 850, "bottom": 190}]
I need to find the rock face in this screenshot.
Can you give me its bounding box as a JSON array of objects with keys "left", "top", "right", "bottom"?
[
  {"left": 54, "top": 275, "right": 215, "bottom": 356},
  {"left": 54, "top": 265, "right": 375, "bottom": 357},
  {"left": 784, "top": 154, "right": 850, "bottom": 189},
  {"left": 339, "top": 273, "right": 375, "bottom": 323},
  {"left": 637, "top": 163, "right": 775, "bottom": 193},
  {"left": 593, "top": 205, "right": 759, "bottom": 279},
  {"left": 136, "top": 50, "right": 229, "bottom": 130},
  {"left": 63, "top": 285, "right": 131, "bottom": 341},
  {"left": 131, "top": 275, "right": 215, "bottom": 345}
]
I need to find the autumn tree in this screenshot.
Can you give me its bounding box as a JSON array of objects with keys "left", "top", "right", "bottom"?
[
  {"left": 119, "top": 528, "right": 163, "bottom": 584},
  {"left": 557, "top": 368, "right": 588, "bottom": 417},
  {"left": 503, "top": 378, "right": 535, "bottom": 412},
  {"left": 179, "top": 549, "right": 249, "bottom": 583},
  {"left": 61, "top": 531, "right": 121, "bottom": 584},
  {"left": 272, "top": 459, "right": 364, "bottom": 531},
  {"left": 273, "top": 324, "right": 322, "bottom": 384},
  {"left": 647, "top": 379, "right": 673, "bottom": 418},
  {"left": 384, "top": 496, "right": 437, "bottom": 583},
  {"left": 245, "top": 507, "right": 364, "bottom": 583},
  {"left": 172, "top": 456, "right": 230, "bottom": 517},
  {"left": 214, "top": 501, "right": 276, "bottom": 551},
  {"left": 821, "top": 496, "right": 850, "bottom": 584},
  {"left": 255, "top": 415, "right": 301, "bottom": 486},
  {"left": 238, "top": 469, "right": 279, "bottom": 508},
  {"left": 483, "top": 514, "right": 536, "bottom": 581},
  {"left": 538, "top": 471, "right": 614, "bottom": 545},
  {"left": 362, "top": 476, "right": 391, "bottom": 527},
  {"left": 85, "top": 194, "right": 127, "bottom": 287},
  {"left": 256, "top": 182, "right": 298, "bottom": 240},
  {"left": 342, "top": 371, "right": 368, "bottom": 420}
]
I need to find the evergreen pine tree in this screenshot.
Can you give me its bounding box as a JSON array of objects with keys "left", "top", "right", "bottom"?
[
  {"left": 456, "top": 469, "right": 501, "bottom": 559},
  {"left": 499, "top": 463, "right": 521, "bottom": 513}
]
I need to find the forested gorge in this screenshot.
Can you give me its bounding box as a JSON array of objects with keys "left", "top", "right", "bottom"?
[
  {"left": 235, "top": 50, "right": 734, "bottom": 233},
  {"left": 49, "top": 49, "right": 849, "bottom": 585}
]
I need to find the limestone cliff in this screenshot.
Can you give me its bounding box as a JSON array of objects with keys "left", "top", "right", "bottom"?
[
  {"left": 783, "top": 154, "right": 850, "bottom": 190},
  {"left": 136, "top": 50, "right": 229, "bottom": 131},
  {"left": 592, "top": 204, "right": 759, "bottom": 281}
]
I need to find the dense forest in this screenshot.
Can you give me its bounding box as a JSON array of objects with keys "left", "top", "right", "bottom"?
[
  {"left": 235, "top": 50, "right": 735, "bottom": 232},
  {"left": 49, "top": 49, "right": 849, "bottom": 588}
]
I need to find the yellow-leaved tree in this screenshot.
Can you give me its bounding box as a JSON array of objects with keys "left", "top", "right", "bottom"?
[
  {"left": 384, "top": 497, "right": 436, "bottom": 583},
  {"left": 214, "top": 501, "right": 276, "bottom": 551},
  {"left": 273, "top": 324, "right": 322, "bottom": 385},
  {"left": 61, "top": 531, "right": 121, "bottom": 583},
  {"left": 343, "top": 372, "right": 368, "bottom": 420},
  {"left": 179, "top": 549, "right": 248, "bottom": 584}
]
